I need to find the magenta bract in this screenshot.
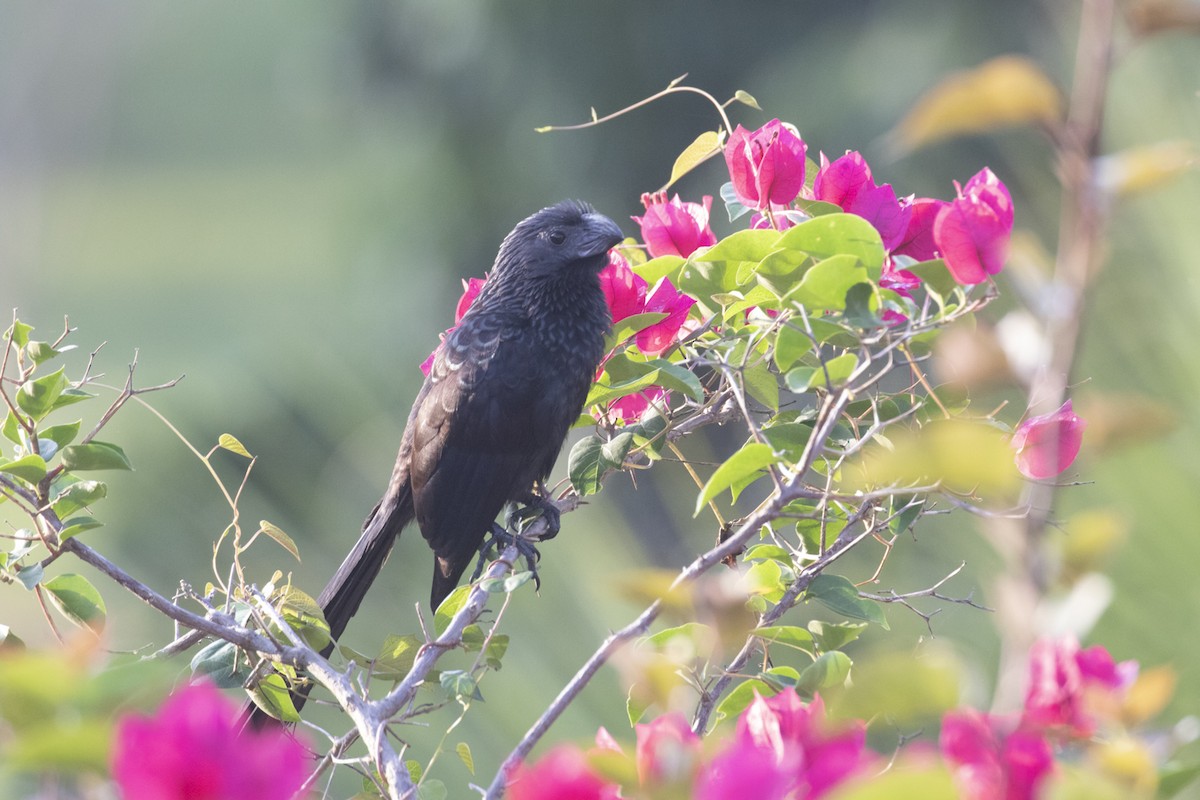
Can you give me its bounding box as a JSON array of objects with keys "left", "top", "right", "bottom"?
[
  {"left": 941, "top": 709, "right": 1054, "bottom": 800},
  {"left": 933, "top": 167, "right": 1014, "bottom": 284},
  {"left": 1012, "top": 399, "right": 1086, "bottom": 480},
  {"left": 111, "top": 681, "right": 310, "bottom": 800},
  {"left": 506, "top": 745, "right": 619, "bottom": 800},
  {"left": 813, "top": 151, "right": 912, "bottom": 250},
  {"left": 633, "top": 193, "right": 717, "bottom": 258},
  {"left": 725, "top": 119, "right": 808, "bottom": 209}
]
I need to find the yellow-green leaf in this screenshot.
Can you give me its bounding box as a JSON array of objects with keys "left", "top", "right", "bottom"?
[
  {"left": 888, "top": 55, "right": 1062, "bottom": 155},
  {"left": 258, "top": 519, "right": 299, "bottom": 561},
  {"left": 666, "top": 130, "right": 723, "bottom": 188},
  {"left": 695, "top": 442, "right": 780, "bottom": 515},
  {"left": 43, "top": 574, "right": 106, "bottom": 630},
  {"left": 218, "top": 433, "right": 252, "bottom": 458}
]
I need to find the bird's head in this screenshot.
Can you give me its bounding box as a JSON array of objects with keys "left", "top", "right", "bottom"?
[{"left": 491, "top": 200, "right": 625, "bottom": 283}]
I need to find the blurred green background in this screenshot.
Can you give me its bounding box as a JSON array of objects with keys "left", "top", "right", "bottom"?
[{"left": 4, "top": 0, "right": 1198, "bottom": 792}]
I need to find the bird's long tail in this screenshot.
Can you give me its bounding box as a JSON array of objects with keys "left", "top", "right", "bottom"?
[{"left": 245, "top": 476, "right": 412, "bottom": 726}]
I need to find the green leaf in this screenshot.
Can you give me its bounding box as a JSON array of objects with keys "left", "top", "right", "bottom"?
[
  {"left": 368, "top": 634, "right": 420, "bottom": 679},
  {"left": 843, "top": 282, "right": 884, "bottom": 328},
  {"left": 633, "top": 255, "right": 685, "bottom": 285},
  {"left": 753, "top": 625, "right": 816, "bottom": 654},
  {"left": 720, "top": 181, "right": 754, "bottom": 223},
  {"left": 0, "top": 454, "right": 48, "bottom": 485},
  {"left": 1, "top": 410, "right": 23, "bottom": 445},
  {"left": 5, "top": 320, "right": 33, "bottom": 348},
  {"left": 568, "top": 435, "right": 609, "bottom": 496},
  {"left": 51, "top": 480, "right": 107, "bottom": 518},
  {"left": 796, "top": 650, "right": 852, "bottom": 693},
  {"left": 695, "top": 442, "right": 780, "bottom": 515},
  {"left": 41, "top": 420, "right": 82, "bottom": 449},
  {"left": 906, "top": 258, "right": 958, "bottom": 296},
  {"left": 16, "top": 368, "right": 68, "bottom": 420},
  {"left": 778, "top": 213, "right": 885, "bottom": 271},
  {"left": 667, "top": 130, "right": 723, "bottom": 187},
  {"left": 60, "top": 441, "right": 133, "bottom": 471},
  {"left": 59, "top": 516, "right": 103, "bottom": 541},
  {"left": 259, "top": 520, "right": 299, "bottom": 561},
  {"left": 733, "top": 89, "right": 761, "bottom": 110},
  {"left": 645, "top": 622, "right": 711, "bottom": 648},
  {"left": 478, "top": 571, "right": 533, "bottom": 594},
  {"left": 791, "top": 254, "right": 869, "bottom": 310},
  {"left": 247, "top": 671, "right": 300, "bottom": 723},
  {"left": 218, "top": 433, "right": 252, "bottom": 458},
  {"left": 43, "top": 573, "right": 106, "bottom": 630},
  {"left": 773, "top": 324, "right": 813, "bottom": 371},
  {"left": 456, "top": 742, "right": 475, "bottom": 776},
  {"left": 807, "top": 574, "right": 889, "bottom": 629},
  {"left": 829, "top": 763, "right": 957, "bottom": 799},
  {"left": 695, "top": 228, "right": 781, "bottom": 265},
  {"left": 440, "top": 670, "right": 483, "bottom": 701},
  {"left": 16, "top": 563, "right": 44, "bottom": 589},
  {"left": 280, "top": 587, "right": 331, "bottom": 651},
  {"left": 434, "top": 584, "right": 472, "bottom": 634},
  {"left": 49, "top": 388, "right": 95, "bottom": 411},
  {"left": 190, "top": 639, "right": 249, "bottom": 688},
  {"left": 743, "top": 559, "right": 785, "bottom": 601},
  {"left": 25, "top": 341, "right": 75, "bottom": 365},
  {"left": 808, "top": 620, "right": 868, "bottom": 651},
  {"left": 601, "top": 431, "right": 636, "bottom": 466},
  {"left": 742, "top": 362, "right": 779, "bottom": 411},
  {"left": 760, "top": 422, "right": 813, "bottom": 461}
]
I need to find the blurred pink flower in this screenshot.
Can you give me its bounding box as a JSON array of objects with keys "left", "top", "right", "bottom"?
[
  {"left": 506, "top": 745, "right": 619, "bottom": 800},
  {"left": 111, "top": 681, "right": 310, "bottom": 800},
  {"left": 636, "top": 278, "right": 696, "bottom": 357},
  {"left": 933, "top": 167, "right": 1014, "bottom": 285},
  {"left": 1023, "top": 637, "right": 1135, "bottom": 738},
  {"left": 812, "top": 151, "right": 912, "bottom": 250},
  {"left": 598, "top": 251, "right": 648, "bottom": 324},
  {"left": 941, "top": 709, "right": 1054, "bottom": 800},
  {"left": 735, "top": 690, "right": 870, "bottom": 799},
  {"left": 634, "top": 192, "right": 718, "bottom": 258},
  {"left": 725, "top": 120, "right": 808, "bottom": 209},
  {"left": 1012, "top": 400, "right": 1086, "bottom": 480},
  {"left": 606, "top": 386, "right": 669, "bottom": 424},
  {"left": 635, "top": 712, "right": 703, "bottom": 787},
  {"left": 893, "top": 197, "right": 949, "bottom": 262},
  {"left": 695, "top": 732, "right": 797, "bottom": 800}
]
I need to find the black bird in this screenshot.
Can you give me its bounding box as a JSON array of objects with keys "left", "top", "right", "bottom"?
[
  {"left": 321, "top": 199, "right": 622, "bottom": 639},
  {"left": 249, "top": 201, "right": 621, "bottom": 724}
]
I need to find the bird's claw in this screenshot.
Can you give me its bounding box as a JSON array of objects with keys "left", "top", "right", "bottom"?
[{"left": 469, "top": 522, "right": 543, "bottom": 591}]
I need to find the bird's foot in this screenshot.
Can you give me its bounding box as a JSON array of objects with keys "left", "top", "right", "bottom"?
[
  {"left": 469, "top": 522, "right": 543, "bottom": 591},
  {"left": 507, "top": 485, "right": 561, "bottom": 541}
]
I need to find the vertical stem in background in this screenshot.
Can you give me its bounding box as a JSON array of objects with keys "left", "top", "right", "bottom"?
[{"left": 990, "top": 0, "right": 1116, "bottom": 711}]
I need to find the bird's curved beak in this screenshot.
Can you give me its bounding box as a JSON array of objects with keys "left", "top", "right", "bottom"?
[{"left": 580, "top": 213, "right": 625, "bottom": 258}]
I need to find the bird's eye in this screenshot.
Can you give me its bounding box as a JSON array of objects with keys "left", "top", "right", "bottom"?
[{"left": 548, "top": 229, "right": 566, "bottom": 245}]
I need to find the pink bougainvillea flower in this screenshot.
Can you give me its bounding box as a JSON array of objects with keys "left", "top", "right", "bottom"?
[
  {"left": 725, "top": 119, "right": 808, "bottom": 209},
  {"left": 736, "top": 690, "right": 871, "bottom": 799},
  {"left": 933, "top": 167, "right": 1014, "bottom": 284},
  {"left": 606, "top": 386, "right": 669, "bottom": 424},
  {"left": 506, "top": 744, "right": 619, "bottom": 800},
  {"left": 941, "top": 709, "right": 1054, "bottom": 800},
  {"left": 633, "top": 192, "right": 718, "bottom": 258},
  {"left": 893, "top": 197, "right": 949, "bottom": 262},
  {"left": 635, "top": 712, "right": 703, "bottom": 788},
  {"left": 1022, "top": 637, "right": 1135, "bottom": 738},
  {"left": 881, "top": 309, "right": 909, "bottom": 327},
  {"left": 1012, "top": 400, "right": 1086, "bottom": 480},
  {"left": 111, "top": 681, "right": 310, "bottom": 800},
  {"left": 880, "top": 259, "right": 922, "bottom": 297},
  {"left": 598, "top": 251, "right": 648, "bottom": 324},
  {"left": 695, "top": 731, "right": 798, "bottom": 800},
  {"left": 812, "top": 151, "right": 912, "bottom": 250},
  {"left": 454, "top": 276, "right": 487, "bottom": 323},
  {"left": 635, "top": 278, "right": 696, "bottom": 357}
]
